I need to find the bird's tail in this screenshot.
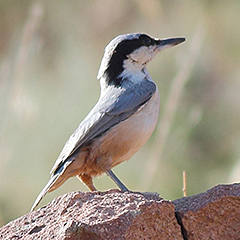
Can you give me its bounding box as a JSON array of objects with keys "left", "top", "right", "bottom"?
[{"left": 30, "top": 174, "right": 60, "bottom": 212}]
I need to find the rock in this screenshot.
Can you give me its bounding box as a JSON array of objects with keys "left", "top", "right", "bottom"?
[
  {"left": 0, "top": 190, "right": 181, "bottom": 240},
  {"left": 125, "top": 201, "right": 182, "bottom": 239},
  {"left": 0, "top": 184, "right": 240, "bottom": 239},
  {"left": 173, "top": 183, "right": 240, "bottom": 240}
]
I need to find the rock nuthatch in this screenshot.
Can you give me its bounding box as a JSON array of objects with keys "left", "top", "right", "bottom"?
[{"left": 31, "top": 33, "right": 185, "bottom": 211}]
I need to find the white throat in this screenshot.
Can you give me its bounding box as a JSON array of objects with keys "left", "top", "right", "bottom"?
[{"left": 118, "top": 59, "right": 150, "bottom": 84}]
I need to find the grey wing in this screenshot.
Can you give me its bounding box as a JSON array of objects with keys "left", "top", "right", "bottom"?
[{"left": 51, "top": 80, "right": 156, "bottom": 175}]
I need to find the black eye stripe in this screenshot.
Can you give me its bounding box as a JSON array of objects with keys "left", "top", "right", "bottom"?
[
  {"left": 103, "top": 34, "right": 155, "bottom": 86},
  {"left": 139, "top": 35, "right": 152, "bottom": 46}
]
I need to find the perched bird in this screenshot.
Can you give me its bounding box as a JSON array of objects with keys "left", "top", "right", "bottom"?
[{"left": 31, "top": 33, "right": 185, "bottom": 211}]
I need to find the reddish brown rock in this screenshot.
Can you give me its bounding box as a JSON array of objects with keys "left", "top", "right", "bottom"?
[
  {"left": 0, "top": 190, "right": 181, "bottom": 240},
  {"left": 125, "top": 201, "right": 182, "bottom": 239},
  {"left": 0, "top": 184, "right": 240, "bottom": 239},
  {"left": 174, "top": 183, "right": 240, "bottom": 240}
]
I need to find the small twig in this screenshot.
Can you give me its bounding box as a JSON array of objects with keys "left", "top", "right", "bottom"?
[{"left": 182, "top": 171, "right": 187, "bottom": 197}]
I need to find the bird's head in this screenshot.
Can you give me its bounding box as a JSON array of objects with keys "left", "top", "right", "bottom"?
[{"left": 98, "top": 33, "right": 185, "bottom": 87}]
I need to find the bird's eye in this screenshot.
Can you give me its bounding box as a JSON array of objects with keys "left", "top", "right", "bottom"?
[{"left": 139, "top": 35, "right": 152, "bottom": 46}]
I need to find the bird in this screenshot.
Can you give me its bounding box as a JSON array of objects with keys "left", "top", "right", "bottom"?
[{"left": 31, "top": 33, "right": 185, "bottom": 211}]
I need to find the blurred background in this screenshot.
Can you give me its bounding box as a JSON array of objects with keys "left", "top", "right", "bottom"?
[{"left": 1, "top": 0, "right": 240, "bottom": 226}]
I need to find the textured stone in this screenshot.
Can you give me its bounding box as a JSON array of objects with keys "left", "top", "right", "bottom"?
[
  {"left": 125, "top": 201, "right": 182, "bottom": 239},
  {"left": 174, "top": 183, "right": 240, "bottom": 240},
  {"left": 1, "top": 184, "right": 240, "bottom": 239},
  {"left": 0, "top": 190, "right": 180, "bottom": 240}
]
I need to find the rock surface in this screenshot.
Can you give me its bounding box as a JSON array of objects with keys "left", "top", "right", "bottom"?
[
  {"left": 0, "top": 183, "right": 240, "bottom": 239},
  {"left": 173, "top": 183, "right": 240, "bottom": 240}
]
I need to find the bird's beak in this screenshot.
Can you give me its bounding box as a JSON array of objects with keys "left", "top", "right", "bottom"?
[{"left": 155, "top": 37, "right": 186, "bottom": 51}]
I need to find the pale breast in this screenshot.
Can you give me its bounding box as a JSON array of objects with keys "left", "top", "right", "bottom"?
[{"left": 90, "top": 87, "right": 160, "bottom": 171}]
